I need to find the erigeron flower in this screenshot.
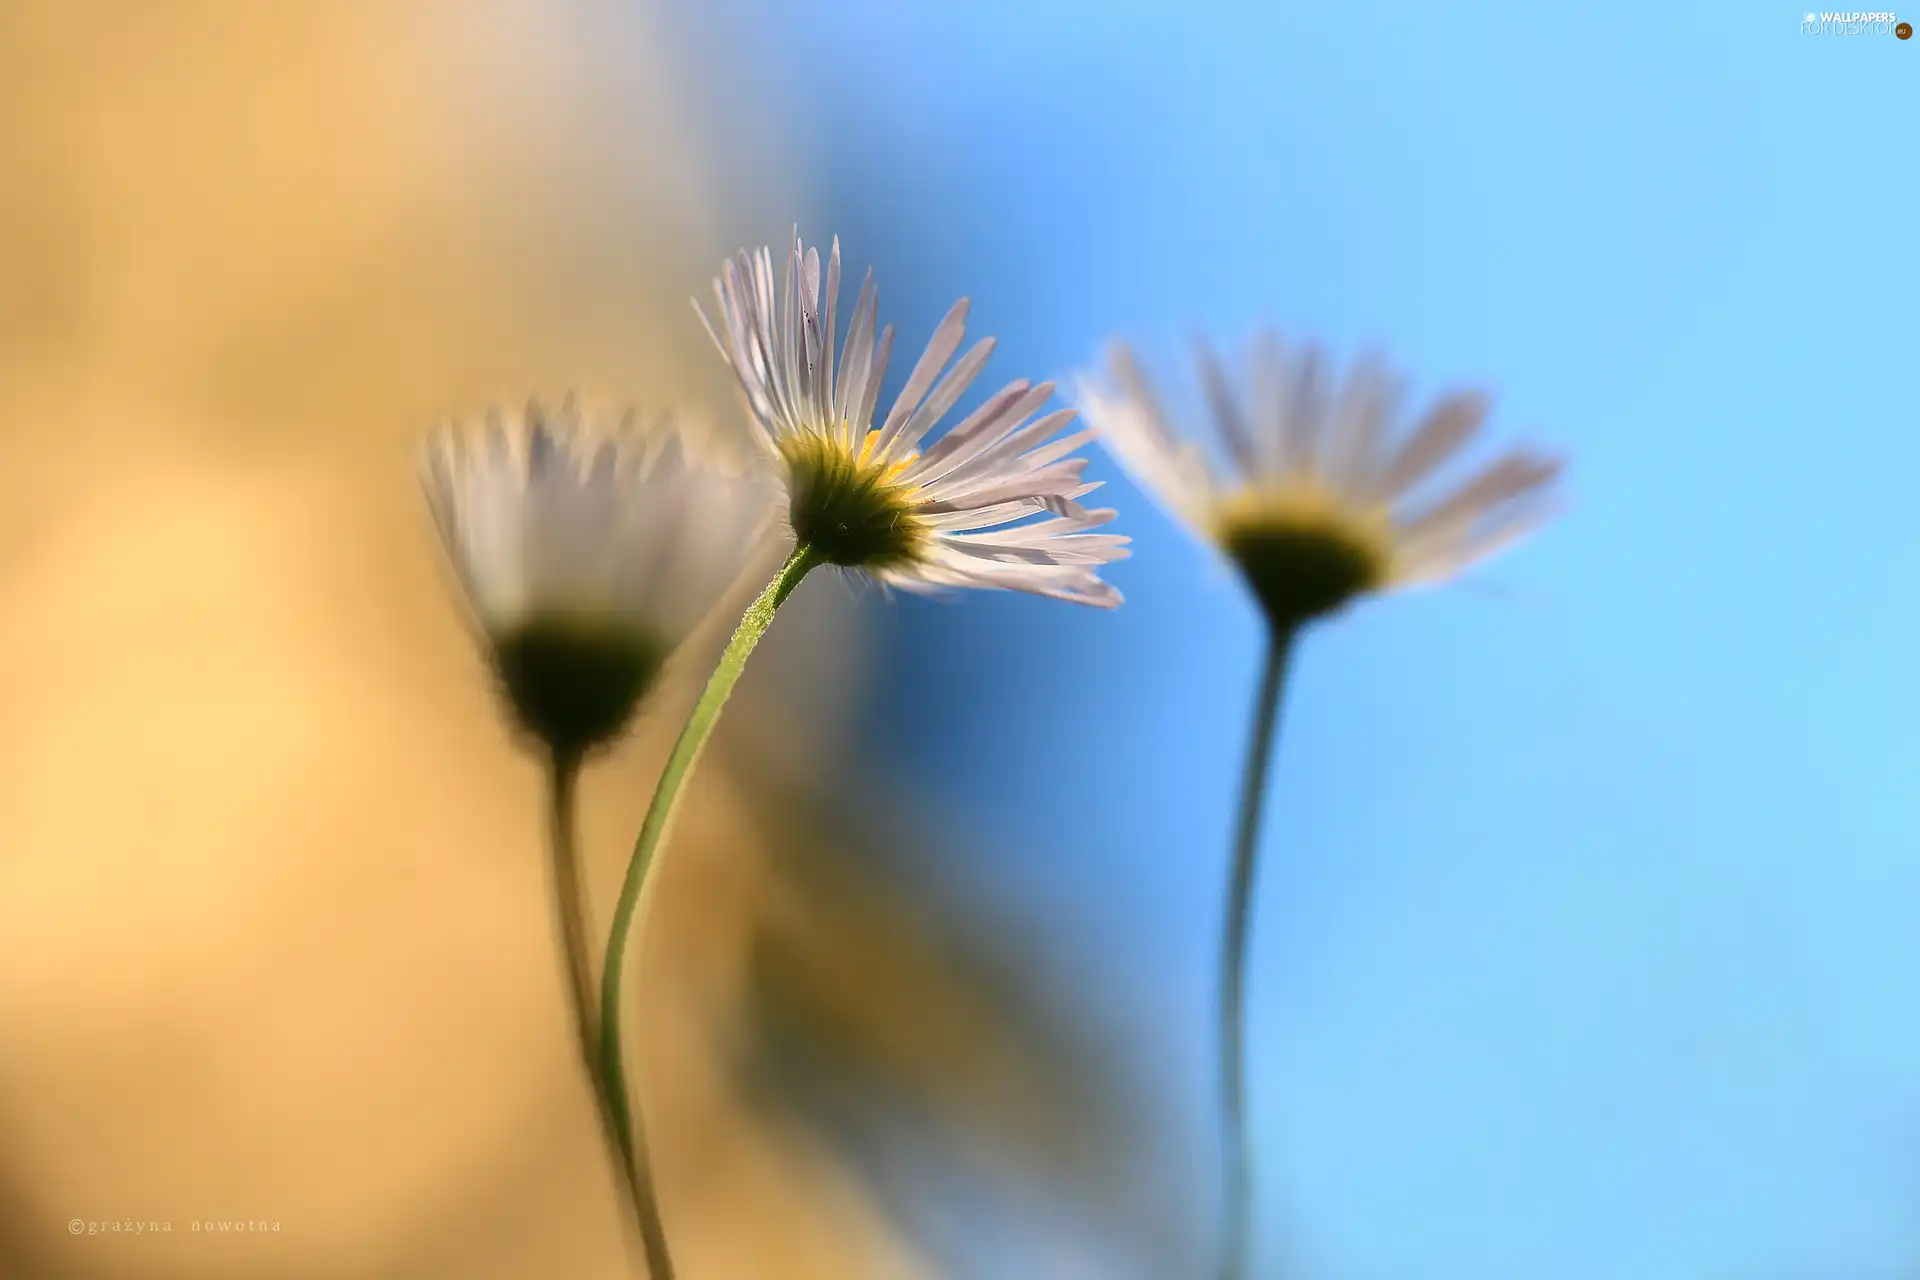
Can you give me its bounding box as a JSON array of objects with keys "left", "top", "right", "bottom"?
[
  {"left": 589, "top": 239, "right": 1135, "bottom": 1243},
  {"left": 1076, "top": 333, "right": 1563, "bottom": 628},
  {"left": 1077, "top": 330, "right": 1566, "bottom": 1280},
  {"left": 696, "top": 233, "right": 1128, "bottom": 607},
  {"left": 420, "top": 398, "right": 766, "bottom": 762}
]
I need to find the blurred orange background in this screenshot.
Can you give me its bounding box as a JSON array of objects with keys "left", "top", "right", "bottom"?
[{"left": 0, "top": 3, "right": 928, "bottom": 1276}]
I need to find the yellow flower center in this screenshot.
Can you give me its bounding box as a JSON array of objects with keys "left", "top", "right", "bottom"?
[
  {"left": 780, "top": 428, "right": 928, "bottom": 568},
  {"left": 854, "top": 428, "right": 919, "bottom": 486},
  {"left": 1208, "top": 483, "right": 1394, "bottom": 626}
]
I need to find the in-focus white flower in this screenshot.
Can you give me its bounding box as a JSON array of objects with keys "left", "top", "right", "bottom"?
[
  {"left": 421, "top": 398, "right": 768, "bottom": 759},
  {"left": 696, "top": 233, "right": 1128, "bottom": 608},
  {"left": 1076, "top": 334, "right": 1564, "bottom": 627}
]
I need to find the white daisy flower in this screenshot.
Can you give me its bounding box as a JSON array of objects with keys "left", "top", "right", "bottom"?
[
  {"left": 1076, "top": 333, "right": 1565, "bottom": 627},
  {"left": 420, "top": 398, "right": 768, "bottom": 760},
  {"left": 696, "top": 232, "right": 1129, "bottom": 608}
]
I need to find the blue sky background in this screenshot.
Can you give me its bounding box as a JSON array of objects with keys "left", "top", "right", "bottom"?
[{"left": 685, "top": 2, "right": 1920, "bottom": 1275}]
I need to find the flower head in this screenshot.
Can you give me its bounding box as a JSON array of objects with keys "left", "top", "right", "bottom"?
[
  {"left": 421, "top": 399, "right": 767, "bottom": 760},
  {"left": 696, "top": 233, "right": 1128, "bottom": 607},
  {"left": 1076, "top": 334, "right": 1564, "bottom": 628}
]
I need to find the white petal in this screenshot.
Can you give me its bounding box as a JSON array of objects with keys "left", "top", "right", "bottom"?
[
  {"left": 1077, "top": 379, "right": 1213, "bottom": 526},
  {"left": 1393, "top": 492, "right": 1563, "bottom": 585},
  {"left": 819, "top": 239, "right": 841, "bottom": 427},
  {"left": 1193, "top": 335, "right": 1263, "bottom": 478},
  {"left": 1392, "top": 452, "right": 1564, "bottom": 567},
  {"left": 856, "top": 324, "right": 896, "bottom": 437},
  {"left": 1320, "top": 350, "right": 1402, "bottom": 499},
  {"left": 886, "top": 336, "right": 996, "bottom": 457},
  {"left": 1371, "top": 389, "right": 1491, "bottom": 503},
  {"left": 908, "top": 380, "right": 1053, "bottom": 486},
  {"left": 836, "top": 271, "right": 879, "bottom": 436},
  {"left": 875, "top": 297, "right": 970, "bottom": 452}
]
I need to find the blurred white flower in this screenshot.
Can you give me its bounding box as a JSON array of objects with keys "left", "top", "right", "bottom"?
[
  {"left": 1077, "top": 334, "right": 1565, "bottom": 627},
  {"left": 698, "top": 233, "right": 1129, "bottom": 608},
  {"left": 420, "top": 399, "right": 768, "bottom": 759}
]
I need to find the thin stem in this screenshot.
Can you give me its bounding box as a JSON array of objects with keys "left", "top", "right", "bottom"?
[
  {"left": 546, "top": 754, "right": 600, "bottom": 1071},
  {"left": 1218, "top": 624, "right": 1298, "bottom": 1280},
  {"left": 544, "top": 753, "right": 657, "bottom": 1277},
  {"left": 596, "top": 542, "right": 823, "bottom": 1280}
]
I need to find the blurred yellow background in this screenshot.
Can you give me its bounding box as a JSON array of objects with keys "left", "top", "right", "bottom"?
[{"left": 0, "top": 3, "right": 926, "bottom": 1276}]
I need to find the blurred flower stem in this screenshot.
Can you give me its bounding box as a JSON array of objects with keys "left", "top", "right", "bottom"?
[
  {"left": 598, "top": 541, "right": 824, "bottom": 1279},
  {"left": 544, "top": 751, "right": 665, "bottom": 1277},
  {"left": 1219, "top": 624, "right": 1298, "bottom": 1280}
]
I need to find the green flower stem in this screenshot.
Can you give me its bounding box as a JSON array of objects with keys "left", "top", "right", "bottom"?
[
  {"left": 1219, "top": 623, "right": 1298, "bottom": 1280},
  {"left": 596, "top": 541, "right": 824, "bottom": 1279},
  {"left": 543, "top": 752, "right": 655, "bottom": 1276}
]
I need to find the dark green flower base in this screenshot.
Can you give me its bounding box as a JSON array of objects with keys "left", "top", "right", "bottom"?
[
  {"left": 492, "top": 619, "right": 666, "bottom": 761},
  {"left": 1221, "top": 520, "right": 1386, "bottom": 629}
]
